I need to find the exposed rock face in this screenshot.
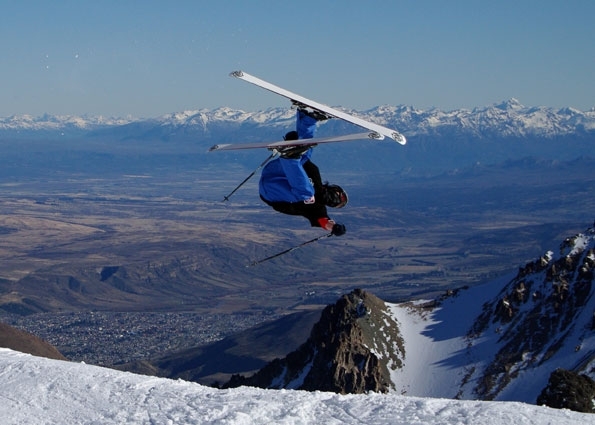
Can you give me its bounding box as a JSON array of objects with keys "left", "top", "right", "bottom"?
[
  {"left": 469, "top": 229, "right": 595, "bottom": 400},
  {"left": 537, "top": 369, "right": 595, "bottom": 413},
  {"left": 224, "top": 289, "right": 404, "bottom": 394}
]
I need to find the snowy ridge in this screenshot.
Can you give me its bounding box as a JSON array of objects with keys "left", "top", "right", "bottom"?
[
  {"left": 0, "top": 113, "right": 132, "bottom": 131},
  {"left": 387, "top": 226, "right": 595, "bottom": 402},
  {"left": 156, "top": 107, "right": 294, "bottom": 127},
  {"left": 0, "top": 348, "right": 590, "bottom": 425},
  {"left": 354, "top": 99, "right": 595, "bottom": 138},
  {"left": 1, "top": 100, "right": 594, "bottom": 139}
]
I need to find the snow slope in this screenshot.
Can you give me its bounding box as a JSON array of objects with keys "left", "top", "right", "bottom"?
[
  {"left": 389, "top": 278, "right": 595, "bottom": 402},
  {"left": 388, "top": 275, "right": 513, "bottom": 399},
  {"left": 386, "top": 229, "right": 595, "bottom": 402},
  {"left": 0, "top": 348, "right": 591, "bottom": 425}
]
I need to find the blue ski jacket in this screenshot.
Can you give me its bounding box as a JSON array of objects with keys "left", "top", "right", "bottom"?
[
  {"left": 259, "top": 148, "right": 315, "bottom": 203},
  {"left": 295, "top": 109, "right": 317, "bottom": 140},
  {"left": 259, "top": 110, "right": 318, "bottom": 203}
]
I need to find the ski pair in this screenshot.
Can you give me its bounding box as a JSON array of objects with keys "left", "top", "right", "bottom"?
[{"left": 209, "top": 70, "right": 406, "bottom": 152}]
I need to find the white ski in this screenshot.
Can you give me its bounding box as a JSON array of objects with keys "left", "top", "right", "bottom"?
[
  {"left": 209, "top": 131, "right": 377, "bottom": 152},
  {"left": 230, "top": 70, "right": 406, "bottom": 145}
]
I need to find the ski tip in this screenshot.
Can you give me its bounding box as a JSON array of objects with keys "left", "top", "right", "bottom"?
[
  {"left": 209, "top": 144, "right": 230, "bottom": 152},
  {"left": 230, "top": 70, "right": 244, "bottom": 78},
  {"left": 369, "top": 131, "right": 407, "bottom": 145},
  {"left": 391, "top": 132, "right": 407, "bottom": 145}
]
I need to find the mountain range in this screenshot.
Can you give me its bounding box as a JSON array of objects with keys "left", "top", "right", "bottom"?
[
  {"left": 2, "top": 99, "right": 594, "bottom": 139},
  {"left": 2, "top": 99, "right": 593, "bottom": 176}
]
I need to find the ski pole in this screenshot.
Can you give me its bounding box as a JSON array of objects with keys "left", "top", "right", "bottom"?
[
  {"left": 247, "top": 233, "right": 333, "bottom": 267},
  {"left": 222, "top": 151, "right": 277, "bottom": 202}
]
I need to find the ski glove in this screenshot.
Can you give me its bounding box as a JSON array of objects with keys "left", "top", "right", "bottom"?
[{"left": 331, "top": 223, "right": 346, "bottom": 236}]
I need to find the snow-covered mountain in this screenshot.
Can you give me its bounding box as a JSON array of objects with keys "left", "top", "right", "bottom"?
[
  {"left": 0, "top": 113, "right": 132, "bottom": 133},
  {"left": 376, "top": 99, "right": 595, "bottom": 138},
  {"left": 389, "top": 225, "right": 595, "bottom": 402},
  {"left": 3, "top": 101, "right": 592, "bottom": 175},
  {"left": 0, "top": 348, "right": 591, "bottom": 425},
  {"left": 219, "top": 226, "right": 595, "bottom": 407},
  {"left": 2, "top": 100, "right": 594, "bottom": 140}
]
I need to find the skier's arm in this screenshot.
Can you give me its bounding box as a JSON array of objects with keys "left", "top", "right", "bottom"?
[
  {"left": 317, "top": 217, "right": 346, "bottom": 236},
  {"left": 317, "top": 217, "right": 333, "bottom": 230}
]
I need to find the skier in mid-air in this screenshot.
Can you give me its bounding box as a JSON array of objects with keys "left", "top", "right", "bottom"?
[{"left": 259, "top": 107, "right": 347, "bottom": 236}]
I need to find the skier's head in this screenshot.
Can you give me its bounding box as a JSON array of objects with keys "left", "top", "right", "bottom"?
[
  {"left": 283, "top": 131, "right": 299, "bottom": 141},
  {"left": 323, "top": 183, "right": 348, "bottom": 208}
]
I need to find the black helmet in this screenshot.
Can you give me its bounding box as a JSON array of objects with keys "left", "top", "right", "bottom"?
[
  {"left": 323, "top": 183, "right": 348, "bottom": 208},
  {"left": 283, "top": 131, "right": 299, "bottom": 141}
]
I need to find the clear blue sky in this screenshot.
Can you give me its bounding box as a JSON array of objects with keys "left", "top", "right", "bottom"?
[{"left": 2, "top": 0, "right": 594, "bottom": 117}]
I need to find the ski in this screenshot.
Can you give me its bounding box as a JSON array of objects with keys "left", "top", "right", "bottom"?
[
  {"left": 209, "top": 131, "right": 377, "bottom": 152},
  {"left": 230, "top": 70, "right": 406, "bottom": 145}
]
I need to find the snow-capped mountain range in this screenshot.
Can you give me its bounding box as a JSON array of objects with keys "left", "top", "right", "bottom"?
[
  {"left": 0, "top": 113, "right": 132, "bottom": 132},
  {"left": 3, "top": 100, "right": 593, "bottom": 175},
  {"left": 2, "top": 99, "right": 594, "bottom": 139}
]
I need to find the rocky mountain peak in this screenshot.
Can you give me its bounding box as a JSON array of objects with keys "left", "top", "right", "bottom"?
[
  {"left": 468, "top": 226, "right": 595, "bottom": 399},
  {"left": 224, "top": 289, "right": 404, "bottom": 394}
]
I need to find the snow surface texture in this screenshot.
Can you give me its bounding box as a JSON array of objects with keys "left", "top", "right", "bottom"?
[
  {"left": 0, "top": 349, "right": 592, "bottom": 425},
  {"left": 387, "top": 274, "right": 512, "bottom": 399}
]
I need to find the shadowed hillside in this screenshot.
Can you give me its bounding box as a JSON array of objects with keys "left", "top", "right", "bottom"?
[{"left": 0, "top": 323, "right": 66, "bottom": 360}]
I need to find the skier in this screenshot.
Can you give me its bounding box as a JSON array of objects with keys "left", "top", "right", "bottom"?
[{"left": 259, "top": 108, "right": 347, "bottom": 236}]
